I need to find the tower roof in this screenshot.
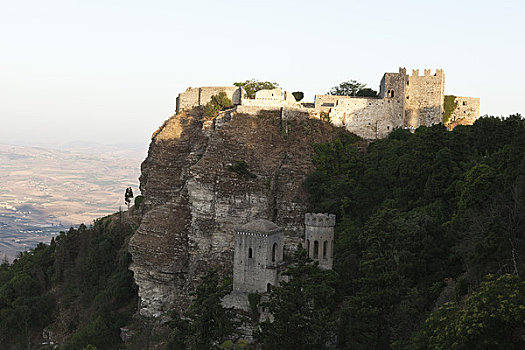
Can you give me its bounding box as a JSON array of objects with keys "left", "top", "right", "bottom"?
[{"left": 236, "top": 219, "right": 282, "bottom": 235}]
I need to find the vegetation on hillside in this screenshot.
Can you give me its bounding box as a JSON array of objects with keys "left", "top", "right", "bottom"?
[
  {"left": 1, "top": 114, "right": 524, "bottom": 349},
  {"left": 256, "top": 247, "right": 337, "bottom": 349},
  {"left": 443, "top": 95, "right": 458, "bottom": 123},
  {"left": 306, "top": 115, "right": 525, "bottom": 349},
  {"left": 0, "top": 212, "right": 138, "bottom": 349}
]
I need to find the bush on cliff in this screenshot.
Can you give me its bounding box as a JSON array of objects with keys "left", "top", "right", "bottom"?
[{"left": 203, "top": 92, "right": 233, "bottom": 118}]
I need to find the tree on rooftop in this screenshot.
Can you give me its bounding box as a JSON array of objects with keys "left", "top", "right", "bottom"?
[
  {"left": 292, "top": 91, "right": 304, "bottom": 101},
  {"left": 234, "top": 79, "right": 279, "bottom": 99}
]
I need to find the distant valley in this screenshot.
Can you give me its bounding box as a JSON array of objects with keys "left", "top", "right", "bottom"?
[{"left": 0, "top": 143, "right": 144, "bottom": 261}]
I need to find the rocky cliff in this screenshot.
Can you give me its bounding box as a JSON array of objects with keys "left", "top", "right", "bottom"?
[{"left": 129, "top": 107, "right": 345, "bottom": 317}]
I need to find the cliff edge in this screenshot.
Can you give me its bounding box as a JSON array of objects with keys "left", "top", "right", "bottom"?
[{"left": 129, "top": 107, "right": 345, "bottom": 317}]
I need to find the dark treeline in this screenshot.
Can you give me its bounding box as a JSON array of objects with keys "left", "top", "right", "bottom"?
[
  {"left": 306, "top": 115, "right": 525, "bottom": 349},
  {"left": 0, "top": 213, "right": 137, "bottom": 349}
]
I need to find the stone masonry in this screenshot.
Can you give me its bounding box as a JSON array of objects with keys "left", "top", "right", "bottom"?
[
  {"left": 233, "top": 219, "right": 283, "bottom": 293},
  {"left": 305, "top": 213, "right": 335, "bottom": 270},
  {"left": 175, "top": 68, "right": 480, "bottom": 140}
]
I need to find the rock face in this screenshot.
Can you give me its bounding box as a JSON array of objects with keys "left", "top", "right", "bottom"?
[{"left": 129, "top": 107, "right": 343, "bottom": 317}]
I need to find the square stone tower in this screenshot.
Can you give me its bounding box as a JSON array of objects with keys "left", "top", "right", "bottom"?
[
  {"left": 404, "top": 69, "right": 445, "bottom": 128},
  {"left": 233, "top": 219, "right": 283, "bottom": 293},
  {"left": 305, "top": 213, "right": 335, "bottom": 270}
]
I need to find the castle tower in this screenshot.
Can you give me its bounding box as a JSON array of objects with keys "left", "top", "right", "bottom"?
[
  {"left": 305, "top": 213, "right": 335, "bottom": 270},
  {"left": 404, "top": 68, "right": 445, "bottom": 128},
  {"left": 380, "top": 67, "right": 407, "bottom": 100},
  {"left": 233, "top": 219, "right": 283, "bottom": 293}
]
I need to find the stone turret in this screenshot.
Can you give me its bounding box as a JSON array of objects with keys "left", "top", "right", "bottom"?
[
  {"left": 233, "top": 219, "right": 283, "bottom": 293},
  {"left": 305, "top": 213, "right": 335, "bottom": 270}
]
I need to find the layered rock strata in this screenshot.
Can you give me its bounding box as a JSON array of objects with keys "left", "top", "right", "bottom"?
[{"left": 129, "top": 107, "right": 344, "bottom": 316}]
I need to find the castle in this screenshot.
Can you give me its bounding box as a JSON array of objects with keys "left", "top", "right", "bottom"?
[
  {"left": 231, "top": 213, "right": 335, "bottom": 295},
  {"left": 175, "top": 68, "right": 480, "bottom": 139}
]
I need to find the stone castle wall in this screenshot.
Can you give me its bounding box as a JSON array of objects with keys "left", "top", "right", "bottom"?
[
  {"left": 449, "top": 96, "right": 480, "bottom": 125},
  {"left": 329, "top": 97, "right": 404, "bottom": 139},
  {"left": 175, "top": 68, "right": 478, "bottom": 140},
  {"left": 379, "top": 68, "right": 407, "bottom": 99},
  {"left": 305, "top": 213, "right": 335, "bottom": 270},
  {"left": 176, "top": 86, "right": 242, "bottom": 112},
  {"left": 241, "top": 88, "right": 299, "bottom": 108},
  {"left": 404, "top": 69, "right": 445, "bottom": 127},
  {"left": 233, "top": 230, "right": 282, "bottom": 293}
]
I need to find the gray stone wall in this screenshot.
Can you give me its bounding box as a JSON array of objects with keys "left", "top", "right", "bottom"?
[
  {"left": 241, "top": 88, "right": 299, "bottom": 108},
  {"left": 449, "top": 96, "right": 480, "bottom": 124},
  {"left": 176, "top": 86, "right": 242, "bottom": 112},
  {"left": 305, "top": 213, "right": 335, "bottom": 270},
  {"left": 329, "top": 96, "right": 404, "bottom": 139},
  {"left": 380, "top": 67, "right": 407, "bottom": 99},
  {"left": 404, "top": 69, "right": 445, "bottom": 127},
  {"left": 233, "top": 230, "right": 283, "bottom": 293}
]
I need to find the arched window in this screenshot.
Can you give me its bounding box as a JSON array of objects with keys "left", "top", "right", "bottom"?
[
  {"left": 272, "top": 243, "right": 277, "bottom": 262},
  {"left": 390, "top": 90, "right": 395, "bottom": 98},
  {"left": 306, "top": 239, "right": 310, "bottom": 256},
  {"left": 267, "top": 283, "right": 272, "bottom": 292},
  {"left": 323, "top": 241, "right": 328, "bottom": 259},
  {"left": 314, "top": 240, "right": 319, "bottom": 259},
  {"left": 248, "top": 248, "right": 253, "bottom": 259},
  {"left": 331, "top": 240, "right": 334, "bottom": 258}
]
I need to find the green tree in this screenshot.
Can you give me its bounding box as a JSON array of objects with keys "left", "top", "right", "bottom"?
[
  {"left": 257, "top": 247, "right": 337, "bottom": 349},
  {"left": 327, "top": 80, "right": 362, "bottom": 96},
  {"left": 292, "top": 91, "right": 304, "bottom": 101},
  {"left": 168, "top": 269, "right": 237, "bottom": 350},
  {"left": 233, "top": 79, "right": 279, "bottom": 99},
  {"left": 203, "top": 92, "right": 233, "bottom": 118},
  {"left": 413, "top": 274, "right": 525, "bottom": 350},
  {"left": 356, "top": 87, "right": 378, "bottom": 97}
]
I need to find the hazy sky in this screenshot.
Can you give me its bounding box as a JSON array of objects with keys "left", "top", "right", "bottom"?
[{"left": 1, "top": 0, "right": 523, "bottom": 149}]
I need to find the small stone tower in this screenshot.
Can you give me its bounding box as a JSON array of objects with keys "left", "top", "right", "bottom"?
[
  {"left": 305, "top": 213, "right": 335, "bottom": 270},
  {"left": 233, "top": 219, "right": 283, "bottom": 293}
]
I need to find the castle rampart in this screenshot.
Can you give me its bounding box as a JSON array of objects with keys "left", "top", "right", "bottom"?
[
  {"left": 447, "top": 96, "right": 480, "bottom": 127},
  {"left": 175, "top": 67, "right": 479, "bottom": 140},
  {"left": 176, "top": 86, "right": 242, "bottom": 112}
]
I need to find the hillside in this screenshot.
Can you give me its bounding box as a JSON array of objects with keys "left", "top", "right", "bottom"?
[{"left": 0, "top": 112, "right": 523, "bottom": 349}]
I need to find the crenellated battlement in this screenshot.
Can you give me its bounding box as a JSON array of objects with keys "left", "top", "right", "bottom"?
[
  {"left": 410, "top": 68, "right": 444, "bottom": 77},
  {"left": 305, "top": 213, "right": 336, "bottom": 227},
  {"left": 174, "top": 67, "right": 478, "bottom": 140}
]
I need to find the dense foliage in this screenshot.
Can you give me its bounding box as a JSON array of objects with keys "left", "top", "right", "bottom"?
[
  {"left": 257, "top": 247, "right": 338, "bottom": 349},
  {"left": 0, "top": 213, "right": 138, "bottom": 349},
  {"left": 168, "top": 269, "right": 237, "bottom": 350},
  {"left": 233, "top": 80, "right": 279, "bottom": 99},
  {"left": 443, "top": 95, "right": 458, "bottom": 123},
  {"left": 306, "top": 115, "right": 525, "bottom": 348}
]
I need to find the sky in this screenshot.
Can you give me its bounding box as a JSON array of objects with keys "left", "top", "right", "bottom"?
[{"left": 0, "top": 0, "right": 523, "bottom": 149}]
